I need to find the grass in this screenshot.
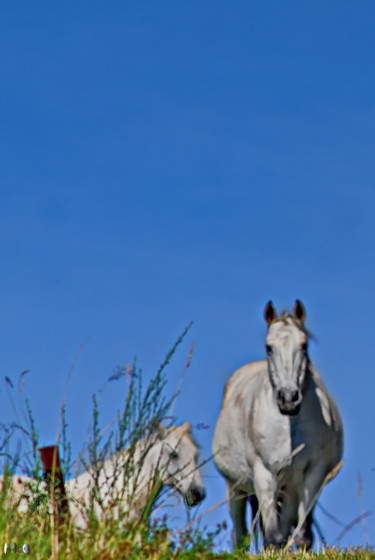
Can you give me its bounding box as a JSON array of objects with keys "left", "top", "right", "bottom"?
[{"left": 0, "top": 328, "right": 373, "bottom": 559}]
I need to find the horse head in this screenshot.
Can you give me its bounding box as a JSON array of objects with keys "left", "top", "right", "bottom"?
[
  {"left": 264, "top": 300, "right": 310, "bottom": 416},
  {"left": 155, "top": 422, "right": 206, "bottom": 507}
]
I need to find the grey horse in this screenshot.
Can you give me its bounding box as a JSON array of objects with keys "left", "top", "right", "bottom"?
[{"left": 213, "top": 301, "right": 343, "bottom": 549}]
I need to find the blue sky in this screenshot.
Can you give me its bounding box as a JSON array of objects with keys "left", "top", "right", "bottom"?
[{"left": 0, "top": 1, "right": 374, "bottom": 550}]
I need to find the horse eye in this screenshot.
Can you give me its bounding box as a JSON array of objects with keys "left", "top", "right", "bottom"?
[
  {"left": 265, "top": 344, "right": 272, "bottom": 353},
  {"left": 169, "top": 450, "right": 178, "bottom": 460}
]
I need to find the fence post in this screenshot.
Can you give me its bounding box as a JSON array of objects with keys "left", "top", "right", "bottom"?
[{"left": 38, "top": 445, "right": 69, "bottom": 525}]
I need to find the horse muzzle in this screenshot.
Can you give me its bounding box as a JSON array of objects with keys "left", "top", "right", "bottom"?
[
  {"left": 277, "top": 388, "right": 302, "bottom": 416},
  {"left": 185, "top": 485, "right": 206, "bottom": 507}
]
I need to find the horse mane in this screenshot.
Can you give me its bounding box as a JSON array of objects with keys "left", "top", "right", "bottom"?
[
  {"left": 169, "top": 424, "right": 201, "bottom": 451},
  {"left": 275, "top": 311, "right": 313, "bottom": 339},
  {"left": 184, "top": 427, "right": 201, "bottom": 451}
]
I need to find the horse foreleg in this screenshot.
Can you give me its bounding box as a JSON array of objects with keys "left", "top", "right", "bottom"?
[
  {"left": 294, "top": 510, "right": 313, "bottom": 549},
  {"left": 227, "top": 484, "right": 248, "bottom": 549},
  {"left": 249, "top": 493, "right": 264, "bottom": 551},
  {"left": 293, "top": 469, "right": 325, "bottom": 550},
  {"left": 253, "top": 462, "right": 286, "bottom": 549}
]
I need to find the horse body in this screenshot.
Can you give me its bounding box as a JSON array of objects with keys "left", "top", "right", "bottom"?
[
  {"left": 213, "top": 301, "right": 343, "bottom": 549},
  {"left": 1, "top": 422, "right": 205, "bottom": 526}
]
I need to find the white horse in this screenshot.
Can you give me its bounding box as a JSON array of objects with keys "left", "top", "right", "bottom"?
[
  {"left": 1, "top": 422, "right": 206, "bottom": 527},
  {"left": 212, "top": 301, "right": 343, "bottom": 549}
]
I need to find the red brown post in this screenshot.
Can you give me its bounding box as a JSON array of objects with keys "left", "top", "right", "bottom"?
[{"left": 39, "top": 445, "right": 70, "bottom": 525}]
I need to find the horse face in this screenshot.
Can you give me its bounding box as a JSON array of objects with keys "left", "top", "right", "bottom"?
[
  {"left": 264, "top": 301, "right": 309, "bottom": 416},
  {"left": 159, "top": 425, "right": 206, "bottom": 507}
]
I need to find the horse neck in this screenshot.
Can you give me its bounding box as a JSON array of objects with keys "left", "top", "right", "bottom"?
[
  {"left": 69, "top": 434, "right": 164, "bottom": 503},
  {"left": 302, "top": 358, "right": 313, "bottom": 394},
  {"left": 294, "top": 359, "right": 320, "bottom": 418},
  {"left": 128, "top": 437, "right": 165, "bottom": 518}
]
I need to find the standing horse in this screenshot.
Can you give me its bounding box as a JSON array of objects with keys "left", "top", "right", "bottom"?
[
  {"left": 212, "top": 301, "right": 343, "bottom": 549},
  {"left": 0, "top": 422, "right": 206, "bottom": 526}
]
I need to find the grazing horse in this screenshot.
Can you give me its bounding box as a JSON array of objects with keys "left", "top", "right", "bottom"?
[
  {"left": 212, "top": 301, "right": 343, "bottom": 549},
  {"left": 0, "top": 422, "right": 206, "bottom": 526}
]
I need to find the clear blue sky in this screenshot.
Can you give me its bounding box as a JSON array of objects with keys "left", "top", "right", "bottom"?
[{"left": 0, "top": 1, "right": 374, "bottom": 550}]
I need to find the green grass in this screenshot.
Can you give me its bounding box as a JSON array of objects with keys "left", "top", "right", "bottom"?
[
  {"left": 0, "top": 510, "right": 374, "bottom": 560},
  {"left": 0, "top": 498, "right": 374, "bottom": 559}
]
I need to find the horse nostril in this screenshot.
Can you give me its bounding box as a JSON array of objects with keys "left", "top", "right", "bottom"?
[
  {"left": 190, "top": 487, "right": 206, "bottom": 505},
  {"left": 277, "top": 390, "right": 285, "bottom": 404},
  {"left": 291, "top": 390, "right": 300, "bottom": 403}
]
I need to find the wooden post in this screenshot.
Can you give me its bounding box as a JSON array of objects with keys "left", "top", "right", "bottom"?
[{"left": 38, "top": 445, "right": 69, "bottom": 525}]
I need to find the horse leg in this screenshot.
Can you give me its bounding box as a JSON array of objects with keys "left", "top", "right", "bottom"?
[
  {"left": 249, "top": 493, "right": 264, "bottom": 551},
  {"left": 294, "top": 510, "right": 313, "bottom": 549},
  {"left": 294, "top": 468, "right": 326, "bottom": 550},
  {"left": 227, "top": 483, "right": 248, "bottom": 549},
  {"left": 253, "top": 461, "right": 286, "bottom": 549},
  {"left": 276, "top": 487, "right": 302, "bottom": 549}
]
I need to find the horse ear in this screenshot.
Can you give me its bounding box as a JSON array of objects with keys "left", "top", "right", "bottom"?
[
  {"left": 157, "top": 425, "right": 166, "bottom": 437},
  {"left": 293, "top": 300, "right": 306, "bottom": 323},
  {"left": 182, "top": 421, "right": 191, "bottom": 433},
  {"left": 264, "top": 301, "right": 277, "bottom": 325}
]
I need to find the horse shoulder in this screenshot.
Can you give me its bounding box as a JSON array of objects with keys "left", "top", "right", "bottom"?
[
  {"left": 250, "top": 395, "right": 294, "bottom": 473},
  {"left": 213, "top": 361, "right": 269, "bottom": 487},
  {"left": 221, "top": 360, "right": 268, "bottom": 408}
]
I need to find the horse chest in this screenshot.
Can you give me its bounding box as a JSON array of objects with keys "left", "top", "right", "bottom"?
[
  {"left": 252, "top": 403, "right": 312, "bottom": 474},
  {"left": 255, "top": 418, "right": 292, "bottom": 464}
]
